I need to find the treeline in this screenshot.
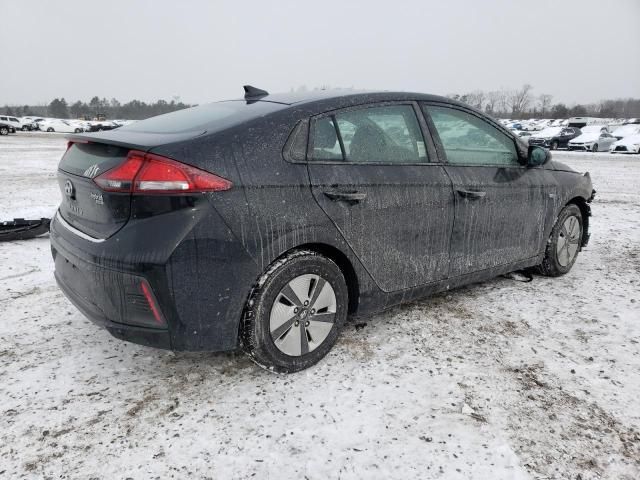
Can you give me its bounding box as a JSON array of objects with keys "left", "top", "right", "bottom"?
[
  {"left": 3, "top": 87, "right": 640, "bottom": 120},
  {"left": 447, "top": 84, "right": 640, "bottom": 119},
  {"left": 1, "top": 96, "right": 193, "bottom": 120}
]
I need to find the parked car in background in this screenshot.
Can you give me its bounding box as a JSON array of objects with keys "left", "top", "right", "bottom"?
[
  {"left": 528, "top": 126, "right": 581, "bottom": 150},
  {"left": 51, "top": 87, "right": 595, "bottom": 373},
  {"left": 568, "top": 131, "right": 617, "bottom": 152},
  {"left": 86, "top": 121, "right": 120, "bottom": 132},
  {"left": 0, "top": 122, "right": 16, "bottom": 135},
  {"left": 516, "top": 131, "right": 532, "bottom": 140},
  {"left": 39, "top": 119, "right": 84, "bottom": 133},
  {"left": 580, "top": 125, "right": 610, "bottom": 134},
  {"left": 0, "top": 115, "right": 24, "bottom": 132},
  {"left": 611, "top": 124, "right": 640, "bottom": 140},
  {"left": 32, "top": 118, "right": 50, "bottom": 131},
  {"left": 609, "top": 134, "right": 640, "bottom": 154},
  {"left": 19, "top": 117, "right": 38, "bottom": 131}
]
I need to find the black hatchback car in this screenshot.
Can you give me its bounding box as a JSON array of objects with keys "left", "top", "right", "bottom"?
[
  {"left": 51, "top": 87, "right": 595, "bottom": 373},
  {"left": 528, "top": 126, "right": 581, "bottom": 150}
]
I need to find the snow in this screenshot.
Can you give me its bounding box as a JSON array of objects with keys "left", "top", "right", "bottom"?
[
  {"left": 571, "top": 132, "right": 601, "bottom": 143},
  {"left": 1, "top": 133, "right": 639, "bottom": 479},
  {"left": 531, "top": 127, "right": 562, "bottom": 138}
]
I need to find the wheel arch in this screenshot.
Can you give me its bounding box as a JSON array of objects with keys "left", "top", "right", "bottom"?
[{"left": 567, "top": 196, "right": 591, "bottom": 247}]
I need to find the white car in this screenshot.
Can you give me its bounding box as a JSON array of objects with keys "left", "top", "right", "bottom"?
[
  {"left": 0, "top": 115, "right": 24, "bottom": 131},
  {"left": 567, "top": 131, "right": 617, "bottom": 152},
  {"left": 580, "top": 125, "right": 609, "bottom": 134},
  {"left": 609, "top": 134, "right": 640, "bottom": 154},
  {"left": 39, "top": 119, "right": 84, "bottom": 133},
  {"left": 611, "top": 124, "right": 640, "bottom": 140}
]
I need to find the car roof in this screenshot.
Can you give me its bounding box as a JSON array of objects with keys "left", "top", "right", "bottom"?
[{"left": 230, "top": 89, "right": 456, "bottom": 107}]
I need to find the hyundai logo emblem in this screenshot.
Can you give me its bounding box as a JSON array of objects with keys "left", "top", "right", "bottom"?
[{"left": 64, "top": 180, "right": 75, "bottom": 198}]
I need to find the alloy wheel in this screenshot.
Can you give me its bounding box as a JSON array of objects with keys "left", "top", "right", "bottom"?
[
  {"left": 556, "top": 215, "right": 581, "bottom": 267},
  {"left": 269, "top": 274, "right": 336, "bottom": 356}
]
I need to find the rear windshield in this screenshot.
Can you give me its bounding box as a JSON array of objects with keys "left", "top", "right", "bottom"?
[
  {"left": 119, "top": 100, "right": 285, "bottom": 134},
  {"left": 60, "top": 143, "right": 129, "bottom": 178}
]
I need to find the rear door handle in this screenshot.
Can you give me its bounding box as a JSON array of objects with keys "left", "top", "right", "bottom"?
[
  {"left": 323, "top": 191, "right": 367, "bottom": 203},
  {"left": 456, "top": 189, "right": 486, "bottom": 200}
]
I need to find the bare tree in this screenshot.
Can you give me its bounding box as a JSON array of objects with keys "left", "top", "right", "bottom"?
[
  {"left": 465, "top": 90, "right": 485, "bottom": 110},
  {"left": 538, "top": 94, "right": 553, "bottom": 116},
  {"left": 498, "top": 88, "right": 511, "bottom": 115},
  {"left": 508, "top": 84, "right": 534, "bottom": 116},
  {"left": 485, "top": 90, "right": 502, "bottom": 114}
]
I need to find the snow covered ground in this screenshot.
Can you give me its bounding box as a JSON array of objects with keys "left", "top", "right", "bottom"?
[{"left": 1, "top": 133, "right": 639, "bottom": 479}]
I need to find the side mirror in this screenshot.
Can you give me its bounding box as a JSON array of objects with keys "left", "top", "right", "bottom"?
[{"left": 527, "top": 146, "right": 549, "bottom": 167}]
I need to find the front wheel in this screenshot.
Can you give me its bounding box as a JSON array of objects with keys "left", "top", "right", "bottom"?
[
  {"left": 0, "top": 126, "right": 8, "bottom": 136},
  {"left": 592, "top": 144, "right": 599, "bottom": 152},
  {"left": 47, "top": 127, "right": 54, "bottom": 132},
  {"left": 538, "top": 204, "right": 583, "bottom": 277},
  {"left": 241, "top": 250, "right": 348, "bottom": 373},
  {"left": 550, "top": 140, "right": 559, "bottom": 150}
]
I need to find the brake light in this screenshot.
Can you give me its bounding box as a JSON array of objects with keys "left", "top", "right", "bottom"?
[
  {"left": 93, "top": 150, "right": 232, "bottom": 193},
  {"left": 94, "top": 151, "right": 145, "bottom": 192}
]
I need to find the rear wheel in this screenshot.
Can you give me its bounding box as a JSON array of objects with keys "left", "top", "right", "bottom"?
[
  {"left": 47, "top": 127, "right": 54, "bottom": 132},
  {"left": 241, "top": 250, "right": 348, "bottom": 373},
  {"left": 551, "top": 140, "right": 559, "bottom": 150},
  {"left": 538, "top": 204, "right": 583, "bottom": 277},
  {"left": 74, "top": 128, "right": 82, "bottom": 133},
  {"left": 22, "top": 125, "right": 29, "bottom": 131},
  {"left": 0, "top": 126, "right": 8, "bottom": 136}
]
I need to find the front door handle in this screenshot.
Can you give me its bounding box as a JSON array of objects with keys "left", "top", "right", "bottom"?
[
  {"left": 456, "top": 189, "right": 486, "bottom": 200},
  {"left": 323, "top": 191, "right": 367, "bottom": 203}
]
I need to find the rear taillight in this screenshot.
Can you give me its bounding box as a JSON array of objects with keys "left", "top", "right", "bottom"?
[{"left": 93, "top": 150, "right": 232, "bottom": 194}]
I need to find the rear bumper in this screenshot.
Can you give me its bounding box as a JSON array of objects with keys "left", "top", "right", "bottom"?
[
  {"left": 50, "top": 199, "right": 259, "bottom": 353},
  {"left": 54, "top": 269, "right": 171, "bottom": 349}
]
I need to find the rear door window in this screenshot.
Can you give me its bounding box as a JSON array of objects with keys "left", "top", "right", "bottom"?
[
  {"left": 310, "top": 104, "right": 427, "bottom": 163},
  {"left": 310, "top": 117, "right": 342, "bottom": 160},
  {"left": 425, "top": 105, "right": 518, "bottom": 166}
]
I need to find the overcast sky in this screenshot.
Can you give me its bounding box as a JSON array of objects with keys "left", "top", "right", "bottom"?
[{"left": 1, "top": 0, "right": 639, "bottom": 107}]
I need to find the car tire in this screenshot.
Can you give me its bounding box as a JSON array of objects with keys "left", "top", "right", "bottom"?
[
  {"left": 241, "top": 250, "right": 348, "bottom": 373},
  {"left": 22, "top": 126, "right": 29, "bottom": 131},
  {"left": 551, "top": 140, "right": 559, "bottom": 150},
  {"left": 47, "top": 128, "right": 54, "bottom": 132},
  {"left": 538, "top": 204, "right": 583, "bottom": 277},
  {"left": 0, "top": 126, "right": 8, "bottom": 136},
  {"left": 74, "top": 128, "right": 82, "bottom": 133},
  {"left": 592, "top": 144, "right": 598, "bottom": 152}
]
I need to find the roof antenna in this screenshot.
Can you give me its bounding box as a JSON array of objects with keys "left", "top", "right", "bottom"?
[{"left": 243, "top": 85, "right": 269, "bottom": 101}]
